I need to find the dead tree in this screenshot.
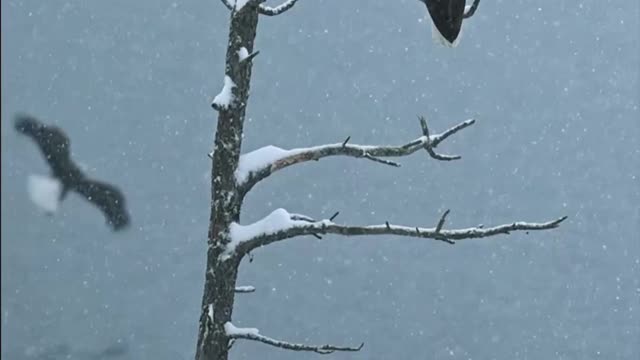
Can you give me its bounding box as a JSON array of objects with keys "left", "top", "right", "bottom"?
[{"left": 195, "top": 1, "right": 565, "bottom": 359}]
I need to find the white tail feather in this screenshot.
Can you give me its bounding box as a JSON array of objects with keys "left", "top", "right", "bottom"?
[{"left": 27, "top": 174, "right": 62, "bottom": 214}]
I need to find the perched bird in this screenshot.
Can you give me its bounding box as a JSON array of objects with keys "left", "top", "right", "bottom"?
[
  {"left": 419, "top": 0, "right": 480, "bottom": 47},
  {"left": 14, "top": 114, "right": 130, "bottom": 231}
]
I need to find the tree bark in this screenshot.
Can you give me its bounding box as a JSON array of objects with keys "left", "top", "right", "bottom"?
[{"left": 195, "top": 4, "right": 260, "bottom": 360}]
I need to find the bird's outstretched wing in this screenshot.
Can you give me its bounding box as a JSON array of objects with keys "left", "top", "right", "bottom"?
[
  {"left": 15, "top": 113, "right": 131, "bottom": 231},
  {"left": 14, "top": 113, "right": 72, "bottom": 170},
  {"left": 75, "top": 178, "right": 131, "bottom": 231},
  {"left": 421, "top": 0, "right": 466, "bottom": 46}
]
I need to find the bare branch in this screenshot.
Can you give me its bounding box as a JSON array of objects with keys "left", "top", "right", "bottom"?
[
  {"left": 463, "top": 0, "right": 481, "bottom": 19},
  {"left": 342, "top": 136, "right": 351, "bottom": 147},
  {"left": 362, "top": 152, "right": 401, "bottom": 167},
  {"left": 433, "top": 209, "right": 454, "bottom": 244},
  {"left": 424, "top": 145, "right": 460, "bottom": 161},
  {"left": 419, "top": 115, "right": 431, "bottom": 138},
  {"left": 259, "top": 0, "right": 300, "bottom": 16},
  {"left": 430, "top": 118, "right": 476, "bottom": 147},
  {"left": 240, "top": 50, "right": 260, "bottom": 64},
  {"left": 235, "top": 286, "right": 256, "bottom": 293},
  {"left": 235, "top": 209, "right": 567, "bottom": 255},
  {"left": 236, "top": 118, "right": 476, "bottom": 195},
  {"left": 418, "top": 116, "right": 460, "bottom": 160},
  {"left": 225, "top": 322, "right": 363, "bottom": 354},
  {"left": 435, "top": 209, "right": 450, "bottom": 233},
  {"left": 290, "top": 213, "right": 316, "bottom": 222},
  {"left": 219, "top": 0, "right": 233, "bottom": 11},
  {"left": 289, "top": 213, "right": 323, "bottom": 238},
  {"left": 419, "top": 116, "right": 475, "bottom": 160}
]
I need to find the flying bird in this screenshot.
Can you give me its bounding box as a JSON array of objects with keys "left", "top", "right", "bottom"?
[
  {"left": 14, "top": 114, "right": 130, "bottom": 231},
  {"left": 419, "top": 0, "right": 480, "bottom": 47}
]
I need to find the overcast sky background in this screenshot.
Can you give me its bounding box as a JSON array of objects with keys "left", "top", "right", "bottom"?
[{"left": 2, "top": 0, "right": 639, "bottom": 359}]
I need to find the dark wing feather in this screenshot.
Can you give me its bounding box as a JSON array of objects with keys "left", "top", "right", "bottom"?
[
  {"left": 75, "top": 178, "right": 131, "bottom": 231},
  {"left": 423, "top": 0, "right": 466, "bottom": 44},
  {"left": 14, "top": 113, "right": 81, "bottom": 186},
  {"left": 15, "top": 113, "right": 131, "bottom": 231}
]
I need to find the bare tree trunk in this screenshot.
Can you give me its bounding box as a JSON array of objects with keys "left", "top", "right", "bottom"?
[{"left": 195, "top": 3, "right": 260, "bottom": 360}]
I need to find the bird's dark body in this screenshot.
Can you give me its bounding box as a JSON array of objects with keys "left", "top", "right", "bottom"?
[
  {"left": 420, "top": 0, "right": 466, "bottom": 45},
  {"left": 14, "top": 114, "right": 130, "bottom": 231}
]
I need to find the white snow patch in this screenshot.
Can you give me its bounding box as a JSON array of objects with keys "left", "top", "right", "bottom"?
[
  {"left": 235, "top": 145, "right": 293, "bottom": 184},
  {"left": 229, "top": 208, "right": 293, "bottom": 245},
  {"left": 235, "top": 142, "right": 391, "bottom": 184},
  {"left": 212, "top": 75, "right": 236, "bottom": 110},
  {"left": 225, "top": 322, "right": 259, "bottom": 337},
  {"left": 207, "top": 304, "right": 214, "bottom": 321},
  {"left": 222, "top": 208, "right": 334, "bottom": 259},
  {"left": 27, "top": 174, "right": 62, "bottom": 213},
  {"left": 235, "top": 285, "right": 255, "bottom": 292},
  {"left": 237, "top": 47, "right": 249, "bottom": 61}
]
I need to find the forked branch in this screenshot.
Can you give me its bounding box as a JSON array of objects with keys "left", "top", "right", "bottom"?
[
  {"left": 236, "top": 117, "right": 476, "bottom": 196},
  {"left": 219, "top": 0, "right": 299, "bottom": 16},
  {"left": 225, "top": 322, "right": 364, "bottom": 354}
]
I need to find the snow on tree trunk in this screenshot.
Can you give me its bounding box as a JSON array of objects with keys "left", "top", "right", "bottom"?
[{"left": 195, "top": 4, "right": 260, "bottom": 360}]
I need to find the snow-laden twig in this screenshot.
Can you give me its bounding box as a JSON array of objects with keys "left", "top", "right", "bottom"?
[
  {"left": 212, "top": 76, "right": 236, "bottom": 111},
  {"left": 237, "top": 47, "right": 260, "bottom": 64},
  {"left": 227, "top": 209, "right": 567, "bottom": 256},
  {"left": 259, "top": 0, "right": 300, "bottom": 16},
  {"left": 236, "top": 117, "right": 475, "bottom": 194},
  {"left": 463, "top": 0, "right": 481, "bottom": 19},
  {"left": 237, "top": 47, "right": 249, "bottom": 61},
  {"left": 225, "top": 322, "right": 363, "bottom": 354},
  {"left": 234, "top": 286, "right": 256, "bottom": 293},
  {"left": 222, "top": 208, "right": 319, "bottom": 259}
]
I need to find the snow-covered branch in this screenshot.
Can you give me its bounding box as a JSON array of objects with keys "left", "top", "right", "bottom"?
[
  {"left": 259, "top": 0, "right": 299, "bottom": 16},
  {"left": 234, "top": 286, "right": 256, "bottom": 293},
  {"left": 225, "top": 322, "right": 364, "bottom": 354},
  {"left": 237, "top": 47, "right": 260, "bottom": 64},
  {"left": 220, "top": 0, "right": 293, "bottom": 15},
  {"left": 236, "top": 117, "right": 476, "bottom": 195},
  {"left": 463, "top": 0, "right": 481, "bottom": 19},
  {"left": 221, "top": 208, "right": 567, "bottom": 258}
]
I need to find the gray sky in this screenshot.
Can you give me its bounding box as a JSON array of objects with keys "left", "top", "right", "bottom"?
[{"left": 2, "top": 1, "right": 639, "bottom": 359}]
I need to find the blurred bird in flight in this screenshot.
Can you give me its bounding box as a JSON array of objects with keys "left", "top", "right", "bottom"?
[{"left": 14, "top": 114, "right": 130, "bottom": 231}]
